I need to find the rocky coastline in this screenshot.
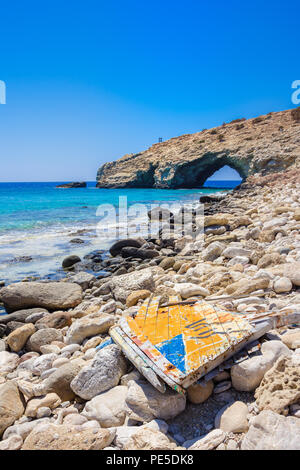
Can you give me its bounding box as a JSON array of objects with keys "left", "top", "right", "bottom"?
[{"left": 0, "top": 174, "right": 300, "bottom": 450}]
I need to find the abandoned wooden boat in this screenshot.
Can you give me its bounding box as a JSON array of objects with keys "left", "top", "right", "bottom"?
[{"left": 109, "top": 296, "right": 300, "bottom": 394}]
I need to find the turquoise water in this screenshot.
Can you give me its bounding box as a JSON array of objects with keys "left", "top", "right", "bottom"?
[{"left": 0, "top": 181, "right": 238, "bottom": 283}]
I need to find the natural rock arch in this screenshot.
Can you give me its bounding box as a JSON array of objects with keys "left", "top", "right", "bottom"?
[
  {"left": 96, "top": 109, "right": 300, "bottom": 189},
  {"left": 165, "top": 154, "right": 248, "bottom": 188}
]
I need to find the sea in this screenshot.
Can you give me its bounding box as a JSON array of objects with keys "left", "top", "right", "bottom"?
[{"left": 0, "top": 181, "right": 240, "bottom": 284}]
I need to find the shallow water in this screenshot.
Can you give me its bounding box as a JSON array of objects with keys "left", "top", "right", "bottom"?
[{"left": 0, "top": 181, "right": 239, "bottom": 284}]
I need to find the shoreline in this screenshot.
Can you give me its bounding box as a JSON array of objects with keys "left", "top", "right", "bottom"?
[
  {"left": 0, "top": 184, "right": 237, "bottom": 286},
  {"left": 0, "top": 177, "right": 300, "bottom": 450}
]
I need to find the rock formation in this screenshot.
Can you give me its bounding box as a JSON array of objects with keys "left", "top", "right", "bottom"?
[
  {"left": 96, "top": 108, "right": 300, "bottom": 188},
  {"left": 56, "top": 182, "right": 86, "bottom": 188}
]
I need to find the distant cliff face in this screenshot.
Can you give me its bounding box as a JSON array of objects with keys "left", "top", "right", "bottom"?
[{"left": 96, "top": 109, "right": 300, "bottom": 189}]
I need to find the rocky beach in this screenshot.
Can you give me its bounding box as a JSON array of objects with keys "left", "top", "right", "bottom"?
[
  {"left": 1, "top": 109, "right": 300, "bottom": 451},
  {"left": 1, "top": 169, "right": 300, "bottom": 450}
]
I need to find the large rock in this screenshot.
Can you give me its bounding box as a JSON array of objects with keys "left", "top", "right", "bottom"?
[
  {"left": 35, "top": 359, "right": 85, "bottom": 401},
  {"left": 241, "top": 410, "right": 300, "bottom": 450},
  {"left": 125, "top": 380, "right": 186, "bottom": 423},
  {"left": 26, "top": 328, "right": 63, "bottom": 353},
  {"left": 231, "top": 340, "right": 291, "bottom": 391},
  {"left": 0, "top": 381, "right": 25, "bottom": 436},
  {"left": 254, "top": 356, "right": 300, "bottom": 415},
  {"left": 0, "top": 308, "right": 48, "bottom": 324},
  {"left": 82, "top": 385, "right": 127, "bottom": 427},
  {"left": 6, "top": 323, "right": 36, "bottom": 352},
  {"left": 123, "top": 427, "right": 179, "bottom": 451},
  {"left": 70, "top": 345, "right": 127, "bottom": 400},
  {"left": 65, "top": 313, "right": 114, "bottom": 345},
  {"left": 22, "top": 423, "right": 115, "bottom": 450},
  {"left": 62, "top": 255, "right": 81, "bottom": 268},
  {"left": 1, "top": 282, "right": 82, "bottom": 313},
  {"left": 96, "top": 109, "right": 299, "bottom": 190},
  {"left": 109, "top": 238, "right": 143, "bottom": 257},
  {"left": 214, "top": 401, "right": 249, "bottom": 433},
  {"left": 121, "top": 247, "right": 159, "bottom": 259},
  {"left": 35, "top": 311, "right": 72, "bottom": 330},
  {"left": 109, "top": 268, "right": 155, "bottom": 303},
  {"left": 69, "top": 272, "right": 95, "bottom": 290}
]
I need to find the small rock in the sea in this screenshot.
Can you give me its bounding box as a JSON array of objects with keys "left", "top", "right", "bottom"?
[{"left": 62, "top": 255, "right": 81, "bottom": 269}]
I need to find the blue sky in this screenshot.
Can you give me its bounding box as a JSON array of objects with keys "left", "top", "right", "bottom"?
[{"left": 0, "top": 0, "right": 299, "bottom": 182}]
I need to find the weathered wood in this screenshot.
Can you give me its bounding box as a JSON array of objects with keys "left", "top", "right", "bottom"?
[{"left": 112, "top": 297, "right": 300, "bottom": 393}]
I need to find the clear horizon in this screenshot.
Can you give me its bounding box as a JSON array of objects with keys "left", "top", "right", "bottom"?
[{"left": 0, "top": 0, "right": 299, "bottom": 182}]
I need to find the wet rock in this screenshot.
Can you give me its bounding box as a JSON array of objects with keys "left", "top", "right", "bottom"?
[
  {"left": 1, "top": 282, "right": 82, "bottom": 313},
  {"left": 125, "top": 380, "right": 186, "bottom": 423},
  {"left": 121, "top": 247, "right": 160, "bottom": 259},
  {"left": 241, "top": 410, "right": 300, "bottom": 450},
  {"left": 62, "top": 255, "right": 81, "bottom": 268},
  {"left": 109, "top": 238, "right": 143, "bottom": 257},
  {"left": 56, "top": 182, "right": 87, "bottom": 188},
  {"left": 82, "top": 385, "right": 127, "bottom": 427},
  {"left": 70, "top": 345, "right": 127, "bottom": 400}
]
